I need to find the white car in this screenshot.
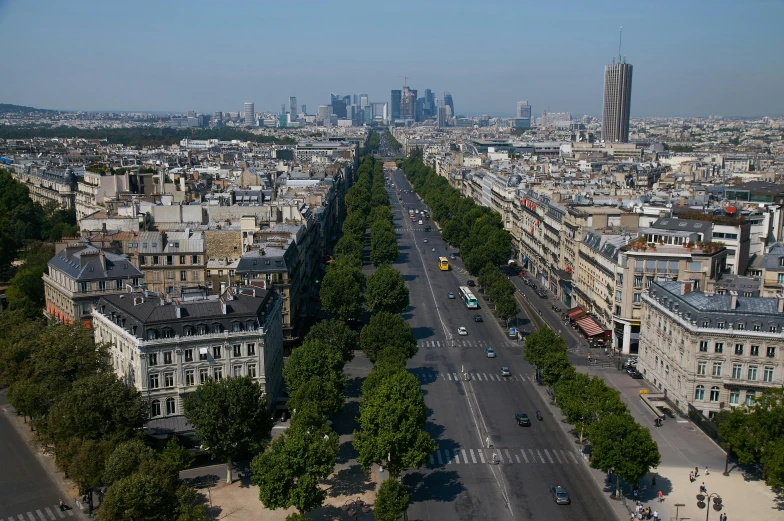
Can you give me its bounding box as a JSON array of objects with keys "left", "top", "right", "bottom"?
[
  {"left": 458, "top": 326, "right": 468, "bottom": 336},
  {"left": 424, "top": 238, "right": 428, "bottom": 243}
]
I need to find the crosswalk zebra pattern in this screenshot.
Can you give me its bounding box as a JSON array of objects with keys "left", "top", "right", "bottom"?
[
  {"left": 427, "top": 447, "right": 581, "bottom": 467},
  {"left": 408, "top": 367, "right": 536, "bottom": 385},
  {"left": 417, "top": 339, "right": 515, "bottom": 349},
  {"left": 0, "top": 505, "right": 75, "bottom": 521}
]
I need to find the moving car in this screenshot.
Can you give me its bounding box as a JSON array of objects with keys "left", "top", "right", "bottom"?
[
  {"left": 515, "top": 413, "right": 531, "bottom": 426},
  {"left": 536, "top": 289, "right": 548, "bottom": 299},
  {"left": 473, "top": 314, "right": 483, "bottom": 322},
  {"left": 448, "top": 292, "right": 456, "bottom": 299},
  {"left": 466, "top": 280, "right": 475, "bottom": 287},
  {"left": 457, "top": 326, "right": 468, "bottom": 336},
  {"left": 423, "top": 238, "right": 428, "bottom": 243},
  {"left": 550, "top": 485, "right": 570, "bottom": 505},
  {"left": 425, "top": 226, "right": 431, "bottom": 231},
  {"left": 485, "top": 347, "right": 496, "bottom": 358},
  {"left": 449, "top": 254, "right": 456, "bottom": 260},
  {"left": 500, "top": 366, "right": 511, "bottom": 377}
]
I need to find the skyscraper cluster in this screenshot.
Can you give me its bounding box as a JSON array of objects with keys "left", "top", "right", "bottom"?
[{"left": 390, "top": 82, "right": 452, "bottom": 124}]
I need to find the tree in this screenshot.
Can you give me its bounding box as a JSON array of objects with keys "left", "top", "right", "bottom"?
[
  {"left": 522, "top": 327, "right": 564, "bottom": 369},
  {"left": 557, "top": 373, "right": 627, "bottom": 444},
  {"left": 283, "top": 340, "right": 346, "bottom": 397},
  {"left": 103, "top": 438, "right": 156, "bottom": 485},
  {"left": 374, "top": 478, "right": 409, "bottom": 521},
  {"left": 368, "top": 205, "right": 393, "bottom": 226},
  {"left": 303, "top": 319, "right": 356, "bottom": 363},
  {"left": 362, "top": 360, "right": 408, "bottom": 398},
  {"left": 320, "top": 264, "right": 364, "bottom": 322},
  {"left": 333, "top": 235, "right": 363, "bottom": 262},
  {"left": 63, "top": 438, "right": 113, "bottom": 513},
  {"left": 360, "top": 312, "right": 417, "bottom": 363},
  {"left": 354, "top": 370, "right": 436, "bottom": 476},
  {"left": 7, "top": 377, "right": 49, "bottom": 424},
  {"left": 539, "top": 349, "right": 574, "bottom": 387},
  {"left": 183, "top": 376, "right": 271, "bottom": 484},
  {"left": 587, "top": 414, "right": 660, "bottom": 497},
  {"left": 288, "top": 376, "right": 345, "bottom": 421},
  {"left": 97, "top": 461, "right": 184, "bottom": 521},
  {"left": 494, "top": 293, "right": 518, "bottom": 324},
  {"left": 251, "top": 421, "right": 339, "bottom": 515},
  {"left": 370, "top": 230, "right": 399, "bottom": 267},
  {"left": 160, "top": 437, "right": 196, "bottom": 472},
  {"left": 365, "top": 265, "right": 409, "bottom": 314},
  {"left": 342, "top": 211, "right": 367, "bottom": 240}
]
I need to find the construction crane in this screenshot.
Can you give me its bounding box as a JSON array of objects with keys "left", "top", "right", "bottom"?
[{"left": 399, "top": 76, "right": 409, "bottom": 88}]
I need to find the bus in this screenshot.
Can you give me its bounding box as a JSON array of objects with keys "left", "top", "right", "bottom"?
[
  {"left": 438, "top": 257, "right": 449, "bottom": 271},
  {"left": 459, "top": 286, "right": 479, "bottom": 309}
]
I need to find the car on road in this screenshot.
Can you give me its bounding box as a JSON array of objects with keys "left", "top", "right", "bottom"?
[
  {"left": 485, "top": 347, "right": 496, "bottom": 358},
  {"left": 457, "top": 326, "right": 468, "bottom": 336},
  {"left": 515, "top": 413, "right": 531, "bottom": 426},
  {"left": 448, "top": 292, "right": 455, "bottom": 299},
  {"left": 423, "top": 238, "right": 428, "bottom": 243},
  {"left": 627, "top": 369, "right": 643, "bottom": 379},
  {"left": 466, "top": 279, "right": 475, "bottom": 287},
  {"left": 449, "top": 254, "right": 456, "bottom": 260},
  {"left": 500, "top": 366, "right": 511, "bottom": 377},
  {"left": 536, "top": 290, "right": 548, "bottom": 299},
  {"left": 473, "top": 314, "right": 483, "bottom": 322},
  {"left": 550, "top": 485, "right": 570, "bottom": 505},
  {"left": 425, "top": 226, "right": 431, "bottom": 231}
]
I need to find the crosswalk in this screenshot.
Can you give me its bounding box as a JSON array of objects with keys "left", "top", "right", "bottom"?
[
  {"left": 427, "top": 447, "right": 581, "bottom": 467},
  {"left": 409, "top": 367, "right": 536, "bottom": 385},
  {"left": 0, "top": 505, "right": 75, "bottom": 521},
  {"left": 417, "top": 339, "right": 515, "bottom": 349},
  {"left": 395, "top": 227, "right": 430, "bottom": 232}
]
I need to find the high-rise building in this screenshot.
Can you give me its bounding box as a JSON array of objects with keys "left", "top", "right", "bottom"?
[
  {"left": 244, "top": 102, "right": 255, "bottom": 127},
  {"left": 390, "top": 90, "right": 401, "bottom": 121},
  {"left": 437, "top": 106, "right": 447, "bottom": 128},
  {"left": 443, "top": 92, "right": 454, "bottom": 118},
  {"left": 602, "top": 58, "right": 633, "bottom": 143},
  {"left": 289, "top": 96, "right": 297, "bottom": 117},
  {"left": 516, "top": 101, "right": 532, "bottom": 128},
  {"left": 301, "top": 104, "right": 307, "bottom": 115},
  {"left": 331, "top": 98, "right": 347, "bottom": 119},
  {"left": 317, "top": 105, "right": 332, "bottom": 125},
  {"left": 359, "top": 94, "right": 369, "bottom": 109},
  {"left": 400, "top": 87, "right": 417, "bottom": 120},
  {"left": 424, "top": 89, "right": 435, "bottom": 117}
]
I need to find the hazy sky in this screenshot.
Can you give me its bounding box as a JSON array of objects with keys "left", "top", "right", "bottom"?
[{"left": 1, "top": 0, "right": 782, "bottom": 117}]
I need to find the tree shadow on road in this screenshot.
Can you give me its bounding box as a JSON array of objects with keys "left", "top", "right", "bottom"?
[
  {"left": 333, "top": 401, "right": 360, "bottom": 437},
  {"left": 403, "top": 273, "right": 417, "bottom": 281},
  {"left": 185, "top": 473, "right": 221, "bottom": 490},
  {"left": 410, "top": 326, "right": 434, "bottom": 339},
  {"left": 344, "top": 376, "right": 365, "bottom": 399},
  {"left": 335, "top": 438, "right": 358, "bottom": 465},
  {"left": 192, "top": 488, "right": 223, "bottom": 521},
  {"left": 403, "top": 470, "right": 466, "bottom": 503},
  {"left": 325, "top": 464, "right": 374, "bottom": 498}
]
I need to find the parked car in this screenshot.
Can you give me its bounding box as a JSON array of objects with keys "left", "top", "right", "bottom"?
[
  {"left": 458, "top": 326, "right": 468, "bottom": 336},
  {"left": 448, "top": 292, "right": 455, "bottom": 299},
  {"left": 500, "top": 366, "right": 511, "bottom": 377},
  {"left": 536, "top": 290, "right": 548, "bottom": 299},
  {"left": 660, "top": 407, "right": 675, "bottom": 418},
  {"left": 473, "top": 314, "right": 483, "bottom": 322},
  {"left": 466, "top": 280, "right": 475, "bottom": 287},
  {"left": 515, "top": 413, "right": 531, "bottom": 426},
  {"left": 485, "top": 347, "right": 496, "bottom": 358},
  {"left": 550, "top": 485, "right": 571, "bottom": 505}
]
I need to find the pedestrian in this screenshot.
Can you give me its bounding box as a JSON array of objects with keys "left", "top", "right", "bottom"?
[
  {"left": 689, "top": 470, "right": 694, "bottom": 482},
  {"left": 657, "top": 490, "right": 663, "bottom": 502},
  {"left": 633, "top": 487, "right": 638, "bottom": 499},
  {"left": 653, "top": 511, "right": 659, "bottom": 521},
  {"left": 59, "top": 500, "right": 64, "bottom": 512},
  {"left": 700, "top": 482, "right": 706, "bottom": 493},
  {"left": 705, "top": 465, "right": 709, "bottom": 475},
  {"left": 652, "top": 475, "right": 657, "bottom": 487},
  {"left": 695, "top": 466, "right": 699, "bottom": 477}
]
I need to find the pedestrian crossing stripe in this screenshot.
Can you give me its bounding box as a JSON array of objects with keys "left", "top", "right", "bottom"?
[
  {"left": 408, "top": 368, "right": 536, "bottom": 384},
  {"left": 0, "top": 506, "right": 75, "bottom": 521},
  {"left": 426, "top": 448, "right": 580, "bottom": 466}
]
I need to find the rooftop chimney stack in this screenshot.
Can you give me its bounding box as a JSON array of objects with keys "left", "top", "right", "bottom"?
[
  {"left": 730, "top": 290, "right": 738, "bottom": 310},
  {"left": 777, "top": 293, "right": 784, "bottom": 313}
]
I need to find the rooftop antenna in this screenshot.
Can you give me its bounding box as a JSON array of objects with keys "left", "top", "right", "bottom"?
[
  {"left": 618, "top": 26, "right": 623, "bottom": 63},
  {"left": 400, "top": 76, "right": 409, "bottom": 88}
]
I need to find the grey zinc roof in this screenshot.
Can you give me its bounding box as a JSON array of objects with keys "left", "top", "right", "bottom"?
[
  {"left": 652, "top": 281, "right": 783, "bottom": 319},
  {"left": 236, "top": 248, "right": 289, "bottom": 274},
  {"left": 49, "top": 245, "right": 143, "bottom": 281},
  {"left": 652, "top": 217, "right": 711, "bottom": 233},
  {"left": 762, "top": 242, "right": 784, "bottom": 270}
]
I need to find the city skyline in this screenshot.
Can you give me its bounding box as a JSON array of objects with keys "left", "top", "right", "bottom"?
[{"left": 0, "top": 0, "right": 782, "bottom": 117}]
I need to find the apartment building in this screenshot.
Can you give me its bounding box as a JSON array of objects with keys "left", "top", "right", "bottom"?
[
  {"left": 92, "top": 287, "right": 283, "bottom": 432},
  {"left": 136, "top": 230, "right": 206, "bottom": 296},
  {"left": 760, "top": 242, "right": 784, "bottom": 297},
  {"left": 639, "top": 281, "right": 784, "bottom": 418},
  {"left": 12, "top": 164, "right": 81, "bottom": 210},
  {"left": 44, "top": 244, "right": 143, "bottom": 327}
]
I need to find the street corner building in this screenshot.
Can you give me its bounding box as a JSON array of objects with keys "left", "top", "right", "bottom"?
[{"left": 92, "top": 285, "right": 284, "bottom": 436}]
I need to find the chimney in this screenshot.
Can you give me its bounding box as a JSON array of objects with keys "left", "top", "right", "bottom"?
[
  {"left": 679, "top": 280, "right": 693, "bottom": 295},
  {"left": 730, "top": 290, "right": 738, "bottom": 310},
  {"left": 777, "top": 293, "right": 784, "bottom": 313},
  {"left": 102, "top": 222, "right": 107, "bottom": 233},
  {"left": 175, "top": 299, "right": 181, "bottom": 318},
  {"left": 221, "top": 298, "right": 227, "bottom": 315},
  {"left": 220, "top": 282, "right": 227, "bottom": 295}
]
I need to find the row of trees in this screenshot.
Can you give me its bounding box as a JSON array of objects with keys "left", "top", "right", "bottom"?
[
  {"left": 384, "top": 130, "right": 402, "bottom": 153},
  {"left": 477, "top": 264, "right": 519, "bottom": 324},
  {"left": 0, "top": 312, "right": 205, "bottom": 519},
  {"left": 523, "top": 328, "right": 661, "bottom": 497},
  {"left": 400, "top": 154, "right": 513, "bottom": 276}
]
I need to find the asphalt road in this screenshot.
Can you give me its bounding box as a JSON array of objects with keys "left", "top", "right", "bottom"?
[
  {"left": 0, "top": 391, "right": 70, "bottom": 520},
  {"left": 387, "top": 167, "right": 617, "bottom": 521}
]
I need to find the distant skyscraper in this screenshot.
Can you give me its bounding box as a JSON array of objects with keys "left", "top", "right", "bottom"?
[
  {"left": 280, "top": 103, "right": 286, "bottom": 115},
  {"left": 516, "top": 101, "right": 532, "bottom": 128},
  {"left": 317, "top": 105, "right": 332, "bottom": 125},
  {"left": 437, "top": 106, "right": 447, "bottom": 128},
  {"left": 390, "top": 90, "right": 401, "bottom": 120},
  {"left": 602, "top": 58, "right": 633, "bottom": 143},
  {"left": 443, "top": 92, "right": 454, "bottom": 118},
  {"left": 289, "top": 96, "right": 297, "bottom": 117},
  {"left": 359, "top": 94, "right": 369, "bottom": 109},
  {"left": 400, "top": 87, "right": 417, "bottom": 120},
  {"left": 243, "top": 102, "right": 255, "bottom": 127},
  {"left": 331, "top": 97, "right": 347, "bottom": 119}
]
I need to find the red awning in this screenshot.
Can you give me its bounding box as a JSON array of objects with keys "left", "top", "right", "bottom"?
[
  {"left": 576, "top": 316, "right": 604, "bottom": 337},
  {"left": 567, "top": 307, "right": 585, "bottom": 318}
]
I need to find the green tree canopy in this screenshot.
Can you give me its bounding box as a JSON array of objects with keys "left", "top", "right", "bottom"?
[
  {"left": 103, "top": 438, "right": 157, "bottom": 485},
  {"left": 370, "top": 230, "right": 399, "bottom": 266},
  {"left": 333, "top": 235, "right": 363, "bottom": 263},
  {"left": 556, "top": 373, "right": 627, "bottom": 443},
  {"left": 360, "top": 312, "right": 417, "bottom": 363},
  {"left": 283, "top": 340, "right": 346, "bottom": 397},
  {"left": 374, "top": 478, "right": 410, "bottom": 521},
  {"left": 320, "top": 264, "right": 364, "bottom": 322},
  {"left": 342, "top": 211, "right": 367, "bottom": 240},
  {"left": 303, "top": 319, "right": 356, "bottom": 364},
  {"left": 288, "top": 376, "right": 345, "bottom": 421},
  {"left": 365, "top": 265, "right": 410, "bottom": 314}
]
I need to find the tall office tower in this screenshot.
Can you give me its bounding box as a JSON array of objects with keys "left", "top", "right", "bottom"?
[
  {"left": 437, "top": 106, "right": 447, "bottom": 128},
  {"left": 342, "top": 95, "right": 351, "bottom": 107},
  {"left": 243, "top": 102, "right": 255, "bottom": 126},
  {"left": 391, "top": 90, "right": 401, "bottom": 120},
  {"left": 289, "top": 96, "right": 297, "bottom": 117},
  {"left": 516, "top": 101, "right": 532, "bottom": 128},
  {"left": 602, "top": 58, "right": 633, "bottom": 143},
  {"left": 317, "top": 105, "right": 332, "bottom": 125},
  {"left": 280, "top": 103, "right": 286, "bottom": 115},
  {"left": 443, "top": 92, "right": 454, "bottom": 118},
  {"left": 331, "top": 98, "right": 347, "bottom": 118},
  {"left": 400, "top": 87, "right": 417, "bottom": 119},
  {"left": 425, "top": 89, "right": 435, "bottom": 116},
  {"left": 359, "top": 94, "right": 369, "bottom": 109},
  {"left": 301, "top": 104, "right": 307, "bottom": 115}
]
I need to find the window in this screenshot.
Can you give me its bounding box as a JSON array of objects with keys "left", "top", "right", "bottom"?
[
  {"left": 180, "top": 271, "right": 187, "bottom": 281},
  {"left": 164, "top": 372, "right": 174, "bottom": 387},
  {"left": 193, "top": 270, "right": 200, "bottom": 281},
  {"left": 97, "top": 281, "right": 107, "bottom": 291},
  {"left": 233, "top": 365, "right": 242, "bottom": 377},
  {"left": 714, "top": 343, "right": 724, "bottom": 354},
  {"left": 185, "top": 370, "right": 194, "bottom": 386},
  {"left": 192, "top": 255, "right": 199, "bottom": 264},
  {"left": 729, "top": 389, "right": 740, "bottom": 405},
  {"left": 152, "top": 255, "right": 159, "bottom": 265},
  {"left": 149, "top": 374, "right": 159, "bottom": 389},
  {"left": 161, "top": 327, "right": 175, "bottom": 339},
  {"left": 166, "top": 397, "right": 176, "bottom": 415},
  {"left": 770, "top": 325, "right": 778, "bottom": 333},
  {"left": 197, "top": 324, "right": 207, "bottom": 335},
  {"left": 734, "top": 344, "right": 744, "bottom": 356},
  {"left": 180, "top": 255, "right": 186, "bottom": 264},
  {"left": 184, "top": 349, "right": 193, "bottom": 362},
  {"left": 233, "top": 344, "right": 241, "bottom": 357},
  {"left": 697, "top": 361, "right": 707, "bottom": 376},
  {"left": 736, "top": 322, "right": 745, "bottom": 330},
  {"left": 616, "top": 290, "right": 622, "bottom": 302},
  {"left": 752, "top": 323, "right": 761, "bottom": 331},
  {"left": 151, "top": 400, "right": 161, "bottom": 417},
  {"left": 213, "top": 367, "right": 223, "bottom": 381},
  {"left": 694, "top": 385, "right": 705, "bottom": 400},
  {"left": 767, "top": 346, "right": 776, "bottom": 358},
  {"left": 702, "top": 321, "right": 709, "bottom": 328},
  {"left": 164, "top": 351, "right": 173, "bottom": 364},
  {"left": 232, "top": 322, "right": 242, "bottom": 333},
  {"left": 167, "top": 271, "right": 174, "bottom": 280},
  {"left": 246, "top": 320, "right": 256, "bottom": 331},
  {"left": 149, "top": 353, "right": 158, "bottom": 366},
  {"left": 633, "top": 293, "right": 641, "bottom": 304},
  {"left": 211, "top": 324, "right": 222, "bottom": 334},
  {"left": 710, "top": 386, "right": 720, "bottom": 402},
  {"left": 699, "top": 341, "right": 708, "bottom": 352},
  {"left": 199, "top": 349, "right": 208, "bottom": 361},
  {"left": 213, "top": 346, "right": 222, "bottom": 359},
  {"left": 166, "top": 256, "right": 174, "bottom": 265},
  {"left": 750, "top": 345, "right": 760, "bottom": 357},
  {"left": 778, "top": 273, "right": 784, "bottom": 284},
  {"left": 634, "top": 275, "right": 642, "bottom": 288},
  {"left": 717, "top": 321, "right": 725, "bottom": 329},
  {"left": 247, "top": 343, "right": 256, "bottom": 356},
  {"left": 199, "top": 368, "right": 208, "bottom": 384},
  {"left": 764, "top": 366, "right": 774, "bottom": 382},
  {"left": 147, "top": 330, "right": 158, "bottom": 340},
  {"left": 745, "top": 390, "right": 756, "bottom": 405},
  {"left": 248, "top": 364, "right": 256, "bottom": 378},
  {"left": 732, "top": 363, "right": 742, "bottom": 379},
  {"left": 712, "top": 362, "right": 722, "bottom": 377},
  {"left": 748, "top": 366, "right": 758, "bottom": 380}
]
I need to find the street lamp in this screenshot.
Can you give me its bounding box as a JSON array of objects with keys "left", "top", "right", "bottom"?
[
  {"left": 696, "top": 492, "right": 722, "bottom": 521},
  {"left": 341, "top": 497, "right": 371, "bottom": 518}
]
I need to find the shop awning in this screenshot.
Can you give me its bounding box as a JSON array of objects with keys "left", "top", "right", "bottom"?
[
  {"left": 567, "top": 307, "right": 584, "bottom": 318},
  {"left": 576, "top": 316, "right": 604, "bottom": 337}
]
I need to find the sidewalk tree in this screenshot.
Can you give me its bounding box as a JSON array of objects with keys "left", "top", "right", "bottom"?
[
  {"left": 494, "top": 293, "right": 518, "bottom": 324},
  {"left": 183, "top": 376, "right": 271, "bottom": 484},
  {"left": 103, "top": 438, "right": 156, "bottom": 485},
  {"left": 522, "top": 327, "right": 564, "bottom": 369},
  {"left": 353, "top": 369, "right": 436, "bottom": 476},
  {"left": 360, "top": 312, "right": 417, "bottom": 363},
  {"left": 539, "top": 349, "right": 574, "bottom": 386},
  {"left": 283, "top": 340, "right": 346, "bottom": 396},
  {"left": 362, "top": 360, "right": 407, "bottom": 398},
  {"left": 160, "top": 437, "right": 196, "bottom": 472},
  {"left": 334, "top": 235, "right": 363, "bottom": 262},
  {"left": 366, "top": 265, "right": 409, "bottom": 314},
  {"left": 342, "top": 212, "right": 367, "bottom": 241},
  {"left": 374, "top": 478, "right": 409, "bottom": 521},
  {"left": 478, "top": 264, "right": 504, "bottom": 292},
  {"left": 320, "top": 264, "right": 364, "bottom": 322},
  {"left": 557, "top": 373, "right": 627, "bottom": 444},
  {"left": 251, "top": 421, "right": 339, "bottom": 515},
  {"left": 288, "top": 376, "right": 345, "bottom": 421},
  {"left": 303, "top": 319, "right": 356, "bottom": 363},
  {"left": 370, "top": 230, "right": 399, "bottom": 266},
  {"left": 368, "top": 205, "right": 393, "bottom": 226},
  {"left": 587, "top": 414, "right": 661, "bottom": 498}
]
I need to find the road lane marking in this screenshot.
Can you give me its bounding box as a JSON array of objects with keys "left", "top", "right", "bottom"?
[
  {"left": 429, "top": 454, "right": 434, "bottom": 464},
  {"left": 560, "top": 450, "right": 570, "bottom": 463},
  {"left": 537, "top": 450, "right": 545, "bottom": 463},
  {"left": 462, "top": 449, "right": 469, "bottom": 464},
  {"left": 569, "top": 451, "right": 579, "bottom": 463},
  {"left": 496, "top": 450, "right": 503, "bottom": 463},
  {"left": 36, "top": 510, "right": 45, "bottom": 521},
  {"left": 471, "top": 373, "right": 478, "bottom": 380},
  {"left": 479, "top": 449, "right": 486, "bottom": 463},
  {"left": 445, "top": 450, "right": 452, "bottom": 464},
  {"left": 519, "top": 373, "right": 525, "bottom": 380},
  {"left": 482, "top": 373, "right": 488, "bottom": 380},
  {"left": 436, "top": 450, "right": 443, "bottom": 465},
  {"left": 470, "top": 449, "right": 477, "bottom": 463},
  {"left": 520, "top": 449, "right": 529, "bottom": 463},
  {"left": 515, "top": 454, "right": 520, "bottom": 463},
  {"left": 452, "top": 373, "right": 458, "bottom": 380},
  {"left": 27, "top": 514, "right": 35, "bottom": 521},
  {"left": 553, "top": 450, "right": 563, "bottom": 464},
  {"left": 447, "top": 373, "right": 452, "bottom": 381},
  {"left": 505, "top": 449, "right": 513, "bottom": 462},
  {"left": 529, "top": 449, "right": 536, "bottom": 462},
  {"left": 45, "top": 508, "right": 55, "bottom": 520},
  {"left": 544, "top": 449, "right": 554, "bottom": 463},
  {"left": 454, "top": 449, "right": 461, "bottom": 464}
]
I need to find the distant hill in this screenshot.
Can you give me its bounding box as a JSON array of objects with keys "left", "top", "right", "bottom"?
[{"left": 0, "top": 103, "right": 59, "bottom": 114}]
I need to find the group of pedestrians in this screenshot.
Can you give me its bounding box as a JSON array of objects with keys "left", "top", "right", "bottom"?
[{"left": 632, "top": 501, "right": 658, "bottom": 520}]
